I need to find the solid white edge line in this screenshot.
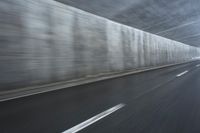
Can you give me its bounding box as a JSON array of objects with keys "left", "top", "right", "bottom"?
[
  {"left": 62, "top": 103, "right": 125, "bottom": 133},
  {"left": 176, "top": 70, "right": 188, "bottom": 77}
]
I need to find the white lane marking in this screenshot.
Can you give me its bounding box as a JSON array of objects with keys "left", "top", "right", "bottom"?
[
  {"left": 196, "top": 64, "right": 200, "bottom": 67},
  {"left": 176, "top": 70, "right": 188, "bottom": 77},
  {"left": 62, "top": 103, "right": 125, "bottom": 133}
]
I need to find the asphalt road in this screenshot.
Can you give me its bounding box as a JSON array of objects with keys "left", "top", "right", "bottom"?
[{"left": 1, "top": 61, "right": 200, "bottom": 133}]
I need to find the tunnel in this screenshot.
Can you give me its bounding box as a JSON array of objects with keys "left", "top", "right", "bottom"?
[{"left": 0, "top": 0, "right": 200, "bottom": 133}]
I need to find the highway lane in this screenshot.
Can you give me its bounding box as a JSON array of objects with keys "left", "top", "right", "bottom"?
[{"left": 0, "top": 61, "right": 200, "bottom": 133}]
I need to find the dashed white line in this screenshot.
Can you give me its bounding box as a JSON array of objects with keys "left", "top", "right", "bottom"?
[
  {"left": 196, "top": 64, "right": 200, "bottom": 67},
  {"left": 176, "top": 70, "right": 188, "bottom": 77},
  {"left": 62, "top": 103, "right": 125, "bottom": 133}
]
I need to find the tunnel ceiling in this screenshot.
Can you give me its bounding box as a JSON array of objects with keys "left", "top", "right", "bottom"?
[{"left": 57, "top": 0, "right": 200, "bottom": 47}]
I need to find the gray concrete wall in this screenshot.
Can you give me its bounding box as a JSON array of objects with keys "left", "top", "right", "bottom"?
[{"left": 0, "top": 0, "right": 200, "bottom": 92}]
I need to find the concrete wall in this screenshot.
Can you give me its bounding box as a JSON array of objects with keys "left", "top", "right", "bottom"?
[{"left": 0, "top": 0, "right": 200, "bottom": 92}]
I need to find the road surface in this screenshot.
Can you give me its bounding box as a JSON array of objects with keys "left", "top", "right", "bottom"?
[{"left": 1, "top": 61, "right": 200, "bottom": 133}]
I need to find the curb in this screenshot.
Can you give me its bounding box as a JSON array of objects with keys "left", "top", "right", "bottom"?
[{"left": 0, "top": 60, "right": 198, "bottom": 102}]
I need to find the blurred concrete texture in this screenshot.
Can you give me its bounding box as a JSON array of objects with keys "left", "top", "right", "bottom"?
[
  {"left": 0, "top": 0, "right": 200, "bottom": 92},
  {"left": 58, "top": 0, "right": 200, "bottom": 47}
]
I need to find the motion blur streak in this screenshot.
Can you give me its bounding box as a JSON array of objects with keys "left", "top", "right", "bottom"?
[
  {"left": 1, "top": 0, "right": 200, "bottom": 133},
  {"left": 0, "top": 0, "right": 200, "bottom": 98}
]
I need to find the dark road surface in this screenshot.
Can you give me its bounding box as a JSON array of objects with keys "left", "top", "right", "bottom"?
[{"left": 1, "top": 61, "right": 200, "bottom": 133}]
